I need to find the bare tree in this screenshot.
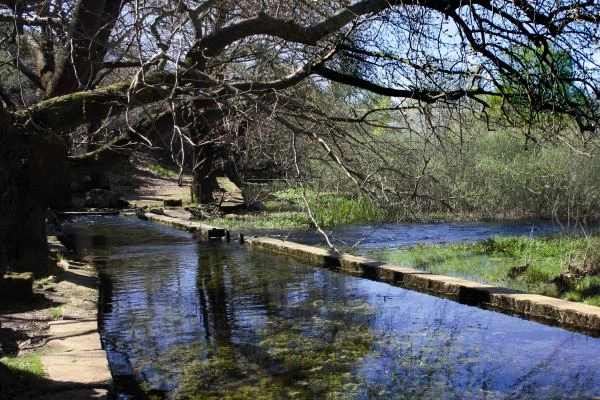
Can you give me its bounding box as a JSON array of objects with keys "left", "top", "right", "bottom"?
[{"left": 0, "top": 0, "right": 599, "bottom": 274}]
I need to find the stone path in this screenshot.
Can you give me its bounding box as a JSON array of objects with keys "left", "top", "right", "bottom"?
[{"left": 36, "top": 259, "right": 111, "bottom": 399}]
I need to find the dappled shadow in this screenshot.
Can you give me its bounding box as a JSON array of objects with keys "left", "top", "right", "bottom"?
[
  {"left": 0, "top": 294, "right": 61, "bottom": 315},
  {"left": 0, "top": 327, "right": 30, "bottom": 357},
  {"left": 0, "top": 362, "right": 111, "bottom": 400},
  {"left": 60, "top": 269, "right": 97, "bottom": 291}
]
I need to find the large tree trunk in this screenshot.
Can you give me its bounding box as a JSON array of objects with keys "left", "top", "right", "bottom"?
[
  {"left": 193, "top": 149, "right": 218, "bottom": 204},
  {"left": 0, "top": 116, "right": 68, "bottom": 276}
]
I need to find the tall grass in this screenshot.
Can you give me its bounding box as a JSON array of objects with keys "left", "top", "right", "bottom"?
[
  {"left": 308, "top": 194, "right": 388, "bottom": 226},
  {"left": 368, "top": 235, "right": 600, "bottom": 305}
]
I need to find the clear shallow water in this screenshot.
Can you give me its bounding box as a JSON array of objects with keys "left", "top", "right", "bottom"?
[
  {"left": 251, "top": 220, "right": 586, "bottom": 252},
  {"left": 68, "top": 217, "right": 600, "bottom": 399}
]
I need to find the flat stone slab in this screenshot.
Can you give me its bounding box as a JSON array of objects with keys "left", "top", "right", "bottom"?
[
  {"left": 247, "top": 236, "right": 600, "bottom": 336},
  {"left": 41, "top": 350, "right": 111, "bottom": 385},
  {"left": 36, "top": 256, "right": 112, "bottom": 396},
  {"left": 33, "top": 388, "right": 108, "bottom": 400},
  {"left": 162, "top": 208, "right": 193, "bottom": 220},
  {"left": 139, "top": 211, "right": 227, "bottom": 238},
  {"left": 46, "top": 320, "right": 102, "bottom": 352},
  {"left": 61, "top": 305, "right": 94, "bottom": 320}
]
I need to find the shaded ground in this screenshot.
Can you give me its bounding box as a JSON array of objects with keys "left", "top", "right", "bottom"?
[
  {"left": 111, "top": 155, "right": 192, "bottom": 209},
  {"left": 110, "top": 154, "right": 244, "bottom": 211},
  {"left": 0, "top": 239, "right": 109, "bottom": 400}
]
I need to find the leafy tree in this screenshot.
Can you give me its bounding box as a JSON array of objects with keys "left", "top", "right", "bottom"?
[
  {"left": 0, "top": 0, "right": 599, "bottom": 275},
  {"left": 490, "top": 42, "right": 594, "bottom": 133}
]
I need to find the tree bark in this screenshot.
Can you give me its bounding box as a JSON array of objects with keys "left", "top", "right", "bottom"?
[
  {"left": 46, "top": 0, "right": 123, "bottom": 97},
  {"left": 194, "top": 147, "right": 218, "bottom": 204},
  {"left": 0, "top": 113, "right": 68, "bottom": 276}
]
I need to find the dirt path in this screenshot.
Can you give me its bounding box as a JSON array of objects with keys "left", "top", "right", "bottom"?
[{"left": 111, "top": 157, "right": 192, "bottom": 209}]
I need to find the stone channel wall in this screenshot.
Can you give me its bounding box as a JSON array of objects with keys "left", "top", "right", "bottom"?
[
  {"left": 134, "top": 212, "right": 600, "bottom": 336},
  {"left": 247, "top": 237, "right": 600, "bottom": 336}
]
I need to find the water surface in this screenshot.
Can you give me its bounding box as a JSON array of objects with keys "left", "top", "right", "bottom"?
[
  {"left": 68, "top": 217, "right": 600, "bottom": 399},
  {"left": 251, "top": 220, "right": 580, "bottom": 252}
]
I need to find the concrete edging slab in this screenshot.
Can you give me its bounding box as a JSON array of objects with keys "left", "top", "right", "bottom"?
[
  {"left": 136, "top": 211, "right": 226, "bottom": 239},
  {"left": 247, "top": 236, "right": 600, "bottom": 336}
]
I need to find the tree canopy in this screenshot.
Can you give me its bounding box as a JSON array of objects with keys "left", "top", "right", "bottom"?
[{"left": 1, "top": 0, "right": 599, "bottom": 273}]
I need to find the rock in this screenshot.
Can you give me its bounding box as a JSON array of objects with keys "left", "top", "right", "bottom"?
[
  {"left": 163, "top": 209, "right": 192, "bottom": 220},
  {"left": 33, "top": 388, "right": 108, "bottom": 400},
  {"left": 185, "top": 207, "right": 204, "bottom": 220},
  {"left": 507, "top": 263, "right": 529, "bottom": 279},
  {"left": 46, "top": 209, "right": 61, "bottom": 235},
  {"left": 149, "top": 208, "right": 165, "bottom": 215},
  {"left": 247, "top": 200, "right": 265, "bottom": 212},
  {"left": 71, "top": 195, "right": 86, "bottom": 209},
  {"left": 84, "top": 189, "right": 129, "bottom": 209},
  {"left": 163, "top": 199, "right": 183, "bottom": 207}
]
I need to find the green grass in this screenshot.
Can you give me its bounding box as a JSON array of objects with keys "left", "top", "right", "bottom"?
[
  {"left": 309, "top": 195, "right": 388, "bottom": 226},
  {"left": 33, "top": 275, "right": 57, "bottom": 291},
  {"left": 1, "top": 352, "right": 44, "bottom": 376},
  {"left": 368, "top": 235, "right": 600, "bottom": 305},
  {"left": 148, "top": 163, "right": 178, "bottom": 178},
  {"left": 208, "top": 212, "right": 310, "bottom": 229},
  {"left": 238, "top": 188, "right": 391, "bottom": 228},
  {"left": 48, "top": 306, "right": 63, "bottom": 319},
  {"left": 206, "top": 188, "right": 391, "bottom": 229}
]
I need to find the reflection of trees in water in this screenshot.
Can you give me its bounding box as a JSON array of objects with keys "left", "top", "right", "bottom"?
[
  {"left": 191, "top": 248, "right": 599, "bottom": 400},
  {"left": 184, "top": 246, "right": 378, "bottom": 399},
  {"left": 197, "top": 244, "right": 235, "bottom": 348},
  {"left": 366, "top": 302, "right": 594, "bottom": 400},
  {"left": 75, "top": 220, "right": 600, "bottom": 399}
]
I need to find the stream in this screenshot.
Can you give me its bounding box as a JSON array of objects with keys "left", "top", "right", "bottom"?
[{"left": 67, "top": 216, "right": 600, "bottom": 399}]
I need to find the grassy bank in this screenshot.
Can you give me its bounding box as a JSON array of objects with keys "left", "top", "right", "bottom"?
[
  {"left": 208, "top": 186, "right": 556, "bottom": 230},
  {"left": 367, "top": 235, "right": 600, "bottom": 306},
  {"left": 208, "top": 188, "right": 392, "bottom": 229}
]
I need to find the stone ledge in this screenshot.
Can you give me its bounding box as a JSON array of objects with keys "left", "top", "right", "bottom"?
[
  {"left": 38, "top": 256, "right": 112, "bottom": 398},
  {"left": 247, "top": 236, "right": 600, "bottom": 336},
  {"left": 133, "top": 211, "right": 600, "bottom": 335},
  {"left": 136, "top": 210, "right": 226, "bottom": 238}
]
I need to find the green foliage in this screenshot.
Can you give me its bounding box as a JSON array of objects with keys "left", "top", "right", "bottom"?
[
  {"left": 33, "top": 275, "right": 57, "bottom": 291},
  {"left": 48, "top": 307, "right": 63, "bottom": 320},
  {"left": 148, "top": 163, "right": 178, "bottom": 178},
  {"left": 430, "top": 130, "right": 600, "bottom": 219},
  {"left": 0, "top": 353, "right": 44, "bottom": 376},
  {"left": 309, "top": 194, "right": 387, "bottom": 226},
  {"left": 172, "top": 302, "right": 374, "bottom": 399},
  {"left": 491, "top": 42, "right": 588, "bottom": 125},
  {"left": 209, "top": 212, "right": 310, "bottom": 229},
  {"left": 216, "top": 187, "right": 390, "bottom": 229},
  {"left": 369, "top": 235, "right": 600, "bottom": 304}
]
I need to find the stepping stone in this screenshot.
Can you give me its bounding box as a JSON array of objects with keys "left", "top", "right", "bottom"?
[
  {"left": 45, "top": 320, "right": 102, "bottom": 352},
  {"left": 61, "top": 306, "right": 93, "bottom": 320},
  {"left": 41, "top": 350, "right": 111, "bottom": 386},
  {"left": 163, "top": 208, "right": 193, "bottom": 220}
]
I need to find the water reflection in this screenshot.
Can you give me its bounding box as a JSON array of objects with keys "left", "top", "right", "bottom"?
[{"left": 67, "top": 217, "right": 600, "bottom": 399}]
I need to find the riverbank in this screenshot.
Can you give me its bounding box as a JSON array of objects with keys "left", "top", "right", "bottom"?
[{"left": 0, "top": 237, "right": 111, "bottom": 400}]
